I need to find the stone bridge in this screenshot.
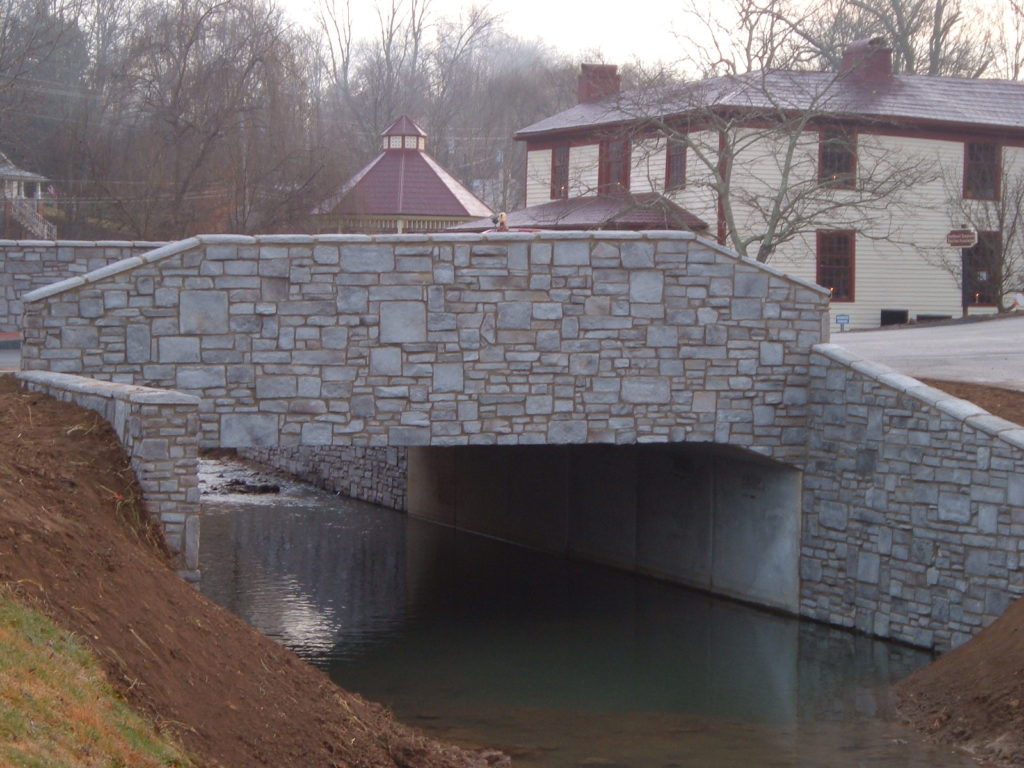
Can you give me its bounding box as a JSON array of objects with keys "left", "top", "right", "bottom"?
[
  {"left": 19, "top": 232, "right": 1024, "bottom": 650},
  {"left": 22, "top": 232, "right": 826, "bottom": 452}
]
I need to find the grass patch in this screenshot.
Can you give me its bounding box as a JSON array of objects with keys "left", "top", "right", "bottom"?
[{"left": 0, "top": 589, "right": 193, "bottom": 768}]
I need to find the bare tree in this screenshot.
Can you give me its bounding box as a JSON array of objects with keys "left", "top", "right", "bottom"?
[
  {"left": 995, "top": 0, "right": 1024, "bottom": 79},
  {"left": 672, "top": 0, "right": 820, "bottom": 76},
  {"left": 70, "top": 0, "right": 332, "bottom": 238},
  {"left": 440, "top": 38, "right": 578, "bottom": 211},
  {"left": 0, "top": 0, "right": 87, "bottom": 169},
  {"left": 0, "top": 0, "right": 84, "bottom": 102},
  {"left": 316, "top": 0, "right": 578, "bottom": 212},
  {"left": 804, "top": 0, "right": 995, "bottom": 76},
  {"left": 674, "top": 0, "right": 995, "bottom": 78},
  {"left": 612, "top": 61, "right": 936, "bottom": 263},
  {"left": 317, "top": 0, "right": 434, "bottom": 155}
]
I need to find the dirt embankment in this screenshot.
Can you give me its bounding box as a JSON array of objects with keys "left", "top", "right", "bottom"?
[
  {"left": 0, "top": 375, "right": 503, "bottom": 768},
  {"left": 895, "top": 596, "right": 1024, "bottom": 766}
]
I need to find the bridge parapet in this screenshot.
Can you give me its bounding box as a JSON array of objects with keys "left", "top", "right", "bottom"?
[
  {"left": 0, "top": 239, "right": 166, "bottom": 332},
  {"left": 22, "top": 232, "right": 828, "bottom": 459}
]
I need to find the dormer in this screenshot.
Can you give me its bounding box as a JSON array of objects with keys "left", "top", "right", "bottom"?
[{"left": 381, "top": 115, "right": 427, "bottom": 152}]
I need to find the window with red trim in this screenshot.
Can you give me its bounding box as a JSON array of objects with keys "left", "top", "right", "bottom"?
[
  {"left": 964, "top": 142, "right": 1000, "bottom": 200},
  {"left": 816, "top": 230, "right": 855, "bottom": 301},
  {"left": 818, "top": 129, "right": 856, "bottom": 188},
  {"left": 599, "top": 138, "right": 630, "bottom": 194},
  {"left": 550, "top": 145, "right": 569, "bottom": 200},
  {"left": 962, "top": 231, "right": 1001, "bottom": 306},
  {"left": 665, "top": 138, "right": 686, "bottom": 191}
]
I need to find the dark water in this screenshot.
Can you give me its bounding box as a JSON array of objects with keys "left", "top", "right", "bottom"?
[{"left": 199, "top": 462, "right": 973, "bottom": 768}]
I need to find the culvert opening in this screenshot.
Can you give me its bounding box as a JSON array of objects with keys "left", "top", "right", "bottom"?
[{"left": 407, "top": 442, "right": 802, "bottom": 613}]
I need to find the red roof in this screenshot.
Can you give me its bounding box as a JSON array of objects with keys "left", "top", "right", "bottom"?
[
  {"left": 382, "top": 115, "right": 427, "bottom": 138},
  {"left": 448, "top": 193, "right": 708, "bottom": 232},
  {"left": 315, "top": 117, "right": 492, "bottom": 219}
]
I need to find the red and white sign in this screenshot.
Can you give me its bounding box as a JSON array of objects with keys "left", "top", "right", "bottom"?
[{"left": 946, "top": 228, "right": 978, "bottom": 248}]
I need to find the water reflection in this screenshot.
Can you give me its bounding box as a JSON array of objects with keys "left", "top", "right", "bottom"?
[
  {"left": 199, "top": 466, "right": 971, "bottom": 768},
  {"left": 201, "top": 501, "right": 408, "bottom": 657}
]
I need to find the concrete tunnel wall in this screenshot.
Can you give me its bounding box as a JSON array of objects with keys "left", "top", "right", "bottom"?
[{"left": 408, "top": 442, "right": 802, "bottom": 613}]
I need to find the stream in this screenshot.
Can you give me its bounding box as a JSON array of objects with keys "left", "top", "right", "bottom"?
[{"left": 198, "top": 457, "right": 974, "bottom": 768}]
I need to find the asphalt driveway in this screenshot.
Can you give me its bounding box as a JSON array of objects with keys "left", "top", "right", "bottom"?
[{"left": 834, "top": 314, "right": 1024, "bottom": 392}]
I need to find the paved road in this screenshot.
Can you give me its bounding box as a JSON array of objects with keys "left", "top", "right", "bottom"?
[{"left": 834, "top": 314, "right": 1024, "bottom": 391}]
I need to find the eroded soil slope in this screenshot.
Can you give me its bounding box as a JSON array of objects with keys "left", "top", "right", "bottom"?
[
  {"left": 895, "top": 595, "right": 1024, "bottom": 766},
  {"left": 0, "top": 375, "right": 501, "bottom": 768}
]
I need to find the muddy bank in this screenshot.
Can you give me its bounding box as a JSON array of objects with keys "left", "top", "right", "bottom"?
[
  {"left": 895, "top": 594, "right": 1024, "bottom": 767},
  {"left": 0, "top": 375, "right": 503, "bottom": 768}
]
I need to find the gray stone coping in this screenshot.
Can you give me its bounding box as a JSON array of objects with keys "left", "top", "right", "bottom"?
[
  {"left": 16, "top": 370, "right": 199, "bottom": 405},
  {"left": 815, "top": 342, "right": 1024, "bottom": 446},
  {"left": 0, "top": 239, "right": 167, "bottom": 248},
  {"left": 22, "top": 231, "right": 830, "bottom": 304}
]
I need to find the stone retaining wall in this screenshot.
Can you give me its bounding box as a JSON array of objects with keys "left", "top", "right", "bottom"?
[
  {"left": 0, "top": 240, "right": 164, "bottom": 332},
  {"left": 16, "top": 370, "right": 201, "bottom": 579},
  {"left": 803, "top": 344, "right": 1024, "bottom": 650},
  {"left": 239, "top": 446, "right": 408, "bottom": 511}
]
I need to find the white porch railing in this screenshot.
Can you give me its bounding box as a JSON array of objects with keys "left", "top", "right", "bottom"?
[{"left": 8, "top": 195, "right": 56, "bottom": 239}]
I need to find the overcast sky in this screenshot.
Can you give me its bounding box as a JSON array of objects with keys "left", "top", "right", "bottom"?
[
  {"left": 283, "top": 0, "right": 688, "bottom": 66},
  {"left": 281, "top": 0, "right": 1018, "bottom": 76},
  {"left": 467, "top": 0, "right": 686, "bottom": 64}
]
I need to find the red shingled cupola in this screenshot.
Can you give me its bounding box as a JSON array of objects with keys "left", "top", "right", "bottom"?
[
  {"left": 840, "top": 38, "right": 893, "bottom": 80},
  {"left": 381, "top": 115, "right": 427, "bottom": 151},
  {"left": 312, "top": 115, "right": 492, "bottom": 234}
]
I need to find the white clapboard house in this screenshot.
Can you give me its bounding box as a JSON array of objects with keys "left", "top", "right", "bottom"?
[{"left": 509, "top": 41, "right": 1024, "bottom": 329}]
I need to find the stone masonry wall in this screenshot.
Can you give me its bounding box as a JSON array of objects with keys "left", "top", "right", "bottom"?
[
  {"left": 239, "top": 446, "right": 408, "bottom": 511},
  {"left": 803, "top": 344, "right": 1024, "bottom": 650},
  {"left": 20, "top": 232, "right": 829, "bottom": 461},
  {"left": 0, "top": 240, "right": 165, "bottom": 332},
  {"left": 16, "top": 232, "right": 1024, "bottom": 649},
  {"left": 16, "top": 370, "right": 201, "bottom": 579}
]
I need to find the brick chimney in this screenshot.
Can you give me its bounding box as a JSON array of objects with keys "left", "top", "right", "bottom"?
[
  {"left": 578, "top": 64, "right": 621, "bottom": 103},
  {"left": 840, "top": 38, "right": 893, "bottom": 80}
]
